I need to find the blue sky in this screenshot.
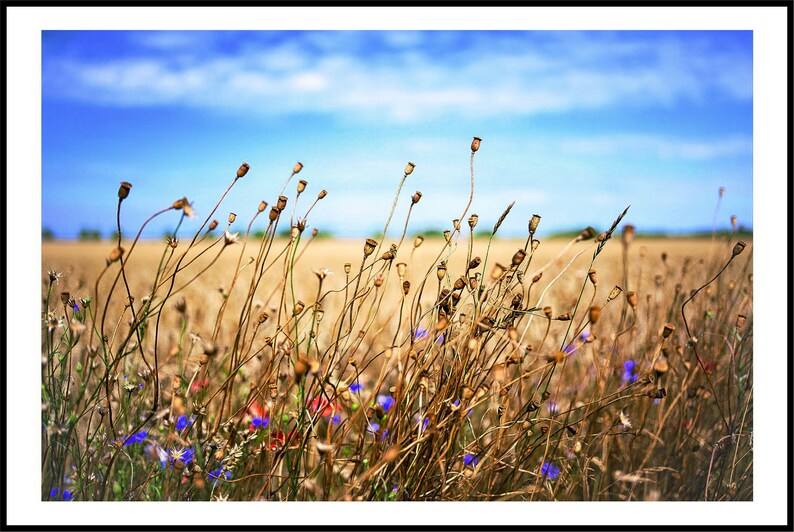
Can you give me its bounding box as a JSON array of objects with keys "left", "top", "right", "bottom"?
[{"left": 41, "top": 30, "right": 752, "bottom": 239}]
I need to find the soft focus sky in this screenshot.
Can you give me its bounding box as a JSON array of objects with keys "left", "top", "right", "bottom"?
[{"left": 41, "top": 30, "right": 753, "bottom": 239}]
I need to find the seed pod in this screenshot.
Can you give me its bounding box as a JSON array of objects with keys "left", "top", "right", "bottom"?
[
  {"left": 404, "top": 162, "right": 416, "bottom": 175},
  {"left": 297, "top": 180, "right": 307, "bottom": 194},
  {"left": 468, "top": 214, "right": 479, "bottom": 229},
  {"left": 468, "top": 257, "right": 481, "bottom": 271},
  {"left": 589, "top": 305, "right": 601, "bottom": 324},
  {"left": 396, "top": 263, "right": 407, "bottom": 278},
  {"left": 607, "top": 285, "right": 623, "bottom": 302},
  {"left": 411, "top": 191, "right": 422, "bottom": 204},
  {"left": 732, "top": 241, "right": 746, "bottom": 256},
  {"left": 293, "top": 357, "right": 309, "bottom": 379},
  {"left": 413, "top": 235, "right": 424, "bottom": 248},
  {"left": 511, "top": 249, "right": 527, "bottom": 267},
  {"left": 209, "top": 220, "right": 219, "bottom": 231},
  {"left": 436, "top": 261, "right": 447, "bottom": 281},
  {"left": 543, "top": 306, "right": 553, "bottom": 319},
  {"left": 627, "top": 291, "right": 637, "bottom": 310},
  {"left": 228, "top": 212, "right": 237, "bottom": 224},
  {"left": 293, "top": 162, "right": 303, "bottom": 174},
  {"left": 528, "top": 214, "right": 541, "bottom": 235},
  {"left": 531, "top": 239, "right": 540, "bottom": 251},
  {"left": 61, "top": 291, "right": 70, "bottom": 305},
  {"left": 443, "top": 230, "right": 451, "bottom": 243},
  {"left": 532, "top": 272, "right": 542, "bottom": 283},
  {"left": 588, "top": 269, "right": 597, "bottom": 285},
  {"left": 293, "top": 301, "right": 305, "bottom": 316},
  {"left": 566, "top": 425, "right": 578, "bottom": 435},
  {"left": 117, "top": 181, "right": 132, "bottom": 200},
  {"left": 277, "top": 196, "right": 288, "bottom": 211},
  {"left": 344, "top": 263, "right": 352, "bottom": 275},
  {"left": 237, "top": 162, "right": 250, "bottom": 178},
  {"left": 454, "top": 276, "right": 466, "bottom": 290},
  {"left": 374, "top": 275, "right": 384, "bottom": 287},
  {"left": 258, "top": 312, "right": 269, "bottom": 324},
  {"left": 490, "top": 263, "right": 507, "bottom": 280},
  {"left": 579, "top": 226, "right": 597, "bottom": 240},
  {"left": 735, "top": 314, "right": 746, "bottom": 328},
  {"left": 541, "top": 391, "right": 551, "bottom": 401},
  {"left": 108, "top": 247, "right": 125, "bottom": 263},
  {"left": 662, "top": 323, "right": 675, "bottom": 339},
  {"left": 402, "top": 280, "right": 411, "bottom": 295},
  {"left": 318, "top": 189, "right": 328, "bottom": 200},
  {"left": 555, "top": 313, "right": 571, "bottom": 321},
  {"left": 268, "top": 207, "right": 279, "bottom": 222},
  {"left": 357, "top": 239, "right": 378, "bottom": 260},
  {"left": 471, "top": 136, "right": 482, "bottom": 153}
]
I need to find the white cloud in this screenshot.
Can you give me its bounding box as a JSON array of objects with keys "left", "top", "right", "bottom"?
[
  {"left": 558, "top": 134, "right": 752, "bottom": 160},
  {"left": 43, "top": 31, "right": 752, "bottom": 122}
]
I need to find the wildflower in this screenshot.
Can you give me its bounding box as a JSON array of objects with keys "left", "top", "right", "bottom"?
[
  {"left": 208, "top": 467, "right": 232, "bottom": 487},
  {"left": 313, "top": 267, "right": 332, "bottom": 281},
  {"left": 622, "top": 360, "right": 638, "bottom": 384},
  {"left": 175, "top": 415, "right": 193, "bottom": 432},
  {"left": 251, "top": 416, "right": 270, "bottom": 430},
  {"left": 62, "top": 490, "right": 73, "bottom": 501},
  {"left": 376, "top": 395, "right": 395, "bottom": 412},
  {"left": 47, "top": 269, "right": 62, "bottom": 283},
  {"left": 48, "top": 487, "right": 73, "bottom": 501},
  {"left": 547, "top": 401, "right": 559, "bottom": 415},
  {"left": 540, "top": 461, "right": 560, "bottom": 480},
  {"left": 349, "top": 382, "right": 364, "bottom": 393},
  {"left": 309, "top": 396, "right": 338, "bottom": 418},
  {"left": 190, "top": 377, "right": 210, "bottom": 393},
  {"left": 463, "top": 453, "right": 480, "bottom": 468},
  {"left": 123, "top": 430, "right": 148, "bottom": 446}
]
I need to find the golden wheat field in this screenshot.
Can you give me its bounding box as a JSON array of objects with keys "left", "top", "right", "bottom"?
[{"left": 41, "top": 220, "right": 753, "bottom": 503}]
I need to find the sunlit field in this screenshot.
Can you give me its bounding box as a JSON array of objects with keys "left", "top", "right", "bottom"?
[{"left": 41, "top": 156, "right": 753, "bottom": 502}]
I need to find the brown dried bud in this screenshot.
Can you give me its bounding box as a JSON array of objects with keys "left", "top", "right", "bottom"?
[
  {"left": 344, "top": 263, "right": 352, "bottom": 275},
  {"left": 228, "top": 212, "right": 237, "bottom": 224},
  {"left": 413, "top": 235, "right": 424, "bottom": 248},
  {"left": 118, "top": 181, "right": 132, "bottom": 200},
  {"left": 531, "top": 239, "right": 540, "bottom": 251},
  {"left": 297, "top": 180, "right": 307, "bottom": 194},
  {"left": 396, "top": 262, "right": 407, "bottom": 278},
  {"left": 258, "top": 312, "right": 269, "bottom": 324},
  {"left": 277, "top": 196, "right": 288, "bottom": 211},
  {"left": 443, "top": 230, "right": 451, "bottom": 243},
  {"left": 543, "top": 306, "right": 553, "bottom": 319},
  {"left": 735, "top": 314, "right": 746, "bottom": 328},
  {"left": 541, "top": 391, "right": 551, "bottom": 401},
  {"left": 293, "top": 301, "right": 305, "bottom": 316},
  {"left": 404, "top": 162, "right": 416, "bottom": 175},
  {"left": 622, "top": 224, "right": 635, "bottom": 246},
  {"left": 374, "top": 274, "right": 384, "bottom": 287},
  {"left": 293, "top": 162, "right": 303, "bottom": 174},
  {"left": 511, "top": 249, "right": 527, "bottom": 267},
  {"left": 662, "top": 323, "right": 675, "bottom": 339},
  {"left": 363, "top": 238, "right": 378, "bottom": 257},
  {"left": 589, "top": 305, "right": 601, "bottom": 324},
  {"left": 236, "top": 162, "right": 250, "bottom": 178},
  {"left": 588, "top": 269, "right": 597, "bottom": 285},
  {"left": 60, "top": 291, "right": 70, "bottom": 305},
  {"left": 468, "top": 214, "right": 479, "bottom": 229},
  {"left": 268, "top": 207, "right": 279, "bottom": 222},
  {"left": 108, "top": 246, "right": 125, "bottom": 263},
  {"left": 528, "top": 214, "right": 541, "bottom": 235},
  {"left": 607, "top": 285, "right": 623, "bottom": 302},
  {"left": 468, "top": 257, "right": 481, "bottom": 271},
  {"left": 555, "top": 313, "right": 571, "bottom": 321},
  {"left": 293, "top": 357, "right": 309, "bottom": 379},
  {"left": 491, "top": 263, "right": 507, "bottom": 280},
  {"left": 318, "top": 189, "right": 328, "bottom": 200},
  {"left": 532, "top": 272, "right": 542, "bottom": 284},
  {"left": 209, "top": 220, "right": 219, "bottom": 231},
  {"left": 454, "top": 276, "right": 467, "bottom": 291},
  {"left": 732, "top": 241, "right": 746, "bottom": 257},
  {"left": 627, "top": 291, "right": 637, "bottom": 310},
  {"left": 471, "top": 136, "right": 482, "bottom": 153},
  {"left": 411, "top": 191, "right": 422, "bottom": 204},
  {"left": 257, "top": 201, "right": 267, "bottom": 213},
  {"left": 436, "top": 261, "right": 447, "bottom": 281},
  {"left": 402, "top": 280, "right": 411, "bottom": 295}
]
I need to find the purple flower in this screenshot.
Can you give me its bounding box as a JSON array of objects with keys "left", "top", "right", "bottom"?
[
  {"left": 251, "top": 416, "right": 269, "bottom": 429},
  {"left": 422, "top": 417, "right": 429, "bottom": 431},
  {"left": 547, "top": 401, "right": 559, "bottom": 414},
  {"left": 463, "top": 454, "right": 480, "bottom": 467},
  {"left": 349, "top": 382, "right": 363, "bottom": 393},
  {"left": 377, "top": 394, "right": 395, "bottom": 412},
  {"left": 330, "top": 414, "right": 342, "bottom": 424},
  {"left": 123, "top": 430, "right": 148, "bottom": 446},
  {"left": 540, "top": 461, "right": 560, "bottom": 480},
  {"left": 48, "top": 487, "right": 73, "bottom": 501},
  {"left": 208, "top": 467, "right": 232, "bottom": 487},
  {"left": 62, "top": 490, "right": 73, "bottom": 501},
  {"left": 414, "top": 328, "right": 429, "bottom": 341},
  {"left": 622, "top": 360, "right": 638, "bottom": 384}
]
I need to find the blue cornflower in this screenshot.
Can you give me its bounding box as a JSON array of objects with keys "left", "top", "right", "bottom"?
[
  {"left": 175, "top": 415, "right": 194, "bottom": 431},
  {"left": 330, "top": 414, "right": 342, "bottom": 424},
  {"left": 622, "top": 360, "right": 638, "bottom": 384},
  {"left": 349, "top": 382, "right": 363, "bottom": 393},
  {"left": 540, "top": 461, "right": 560, "bottom": 480},
  {"left": 123, "top": 430, "right": 148, "bottom": 446},
  {"left": 208, "top": 467, "right": 232, "bottom": 487},
  {"left": 367, "top": 421, "right": 380, "bottom": 433},
  {"left": 49, "top": 487, "right": 58, "bottom": 499},
  {"left": 463, "top": 453, "right": 480, "bottom": 468},
  {"left": 49, "top": 487, "right": 73, "bottom": 501},
  {"left": 62, "top": 490, "right": 73, "bottom": 501},
  {"left": 377, "top": 394, "right": 395, "bottom": 412},
  {"left": 251, "top": 416, "right": 269, "bottom": 429},
  {"left": 422, "top": 417, "right": 430, "bottom": 431}
]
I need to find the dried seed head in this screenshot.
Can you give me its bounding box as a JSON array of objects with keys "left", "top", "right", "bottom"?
[
  {"left": 531, "top": 239, "right": 540, "bottom": 251},
  {"left": 258, "top": 312, "right": 269, "bottom": 324},
  {"left": 452, "top": 219, "right": 461, "bottom": 231},
  {"left": 528, "top": 214, "right": 541, "bottom": 235},
  {"left": 719, "top": 186, "right": 725, "bottom": 197},
  {"left": 237, "top": 162, "right": 250, "bottom": 178},
  {"left": 60, "top": 291, "right": 70, "bottom": 305},
  {"left": 443, "top": 230, "right": 451, "bottom": 243},
  {"left": 293, "top": 357, "right": 309, "bottom": 379},
  {"left": 627, "top": 291, "right": 637, "bottom": 310},
  {"left": 662, "top": 323, "right": 675, "bottom": 339},
  {"left": 411, "top": 191, "right": 422, "bottom": 204},
  {"left": 268, "top": 207, "right": 279, "bottom": 222},
  {"left": 174, "top": 297, "right": 187, "bottom": 314},
  {"left": 373, "top": 274, "right": 384, "bottom": 287},
  {"left": 468, "top": 256, "right": 482, "bottom": 271},
  {"left": 579, "top": 226, "right": 597, "bottom": 240},
  {"left": 293, "top": 301, "right": 305, "bottom": 316},
  {"left": 735, "top": 314, "right": 746, "bottom": 328},
  {"left": 453, "top": 276, "right": 467, "bottom": 290},
  {"left": 344, "top": 262, "right": 352, "bottom": 275},
  {"left": 396, "top": 262, "right": 407, "bottom": 278},
  {"left": 293, "top": 162, "right": 303, "bottom": 174},
  {"left": 312, "top": 228, "right": 319, "bottom": 237},
  {"left": 108, "top": 246, "right": 125, "bottom": 263},
  {"left": 404, "top": 161, "right": 416, "bottom": 175},
  {"left": 402, "top": 280, "right": 411, "bottom": 295},
  {"left": 228, "top": 212, "right": 237, "bottom": 224},
  {"left": 468, "top": 214, "right": 479, "bottom": 229},
  {"left": 607, "top": 285, "right": 623, "bottom": 302},
  {"left": 118, "top": 181, "right": 132, "bottom": 200},
  {"left": 413, "top": 235, "right": 424, "bottom": 248},
  {"left": 543, "top": 306, "right": 553, "bottom": 318},
  {"left": 363, "top": 238, "right": 378, "bottom": 257},
  {"left": 511, "top": 249, "right": 527, "bottom": 267},
  {"left": 436, "top": 261, "right": 447, "bottom": 281},
  {"left": 209, "top": 220, "right": 219, "bottom": 231},
  {"left": 470, "top": 136, "right": 482, "bottom": 153},
  {"left": 532, "top": 271, "right": 542, "bottom": 283},
  {"left": 277, "top": 196, "right": 288, "bottom": 211},
  {"left": 589, "top": 305, "right": 601, "bottom": 324},
  {"left": 653, "top": 356, "right": 669, "bottom": 376},
  {"left": 587, "top": 269, "right": 597, "bottom": 285},
  {"left": 491, "top": 263, "right": 507, "bottom": 280},
  {"left": 732, "top": 241, "right": 746, "bottom": 257},
  {"left": 297, "top": 180, "right": 307, "bottom": 194},
  {"left": 296, "top": 219, "right": 306, "bottom": 233},
  {"left": 622, "top": 224, "right": 635, "bottom": 246},
  {"left": 555, "top": 312, "right": 571, "bottom": 321}
]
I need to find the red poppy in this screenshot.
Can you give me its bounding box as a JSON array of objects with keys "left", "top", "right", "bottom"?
[
  {"left": 189, "top": 377, "right": 210, "bottom": 393},
  {"left": 309, "top": 396, "right": 338, "bottom": 417}
]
